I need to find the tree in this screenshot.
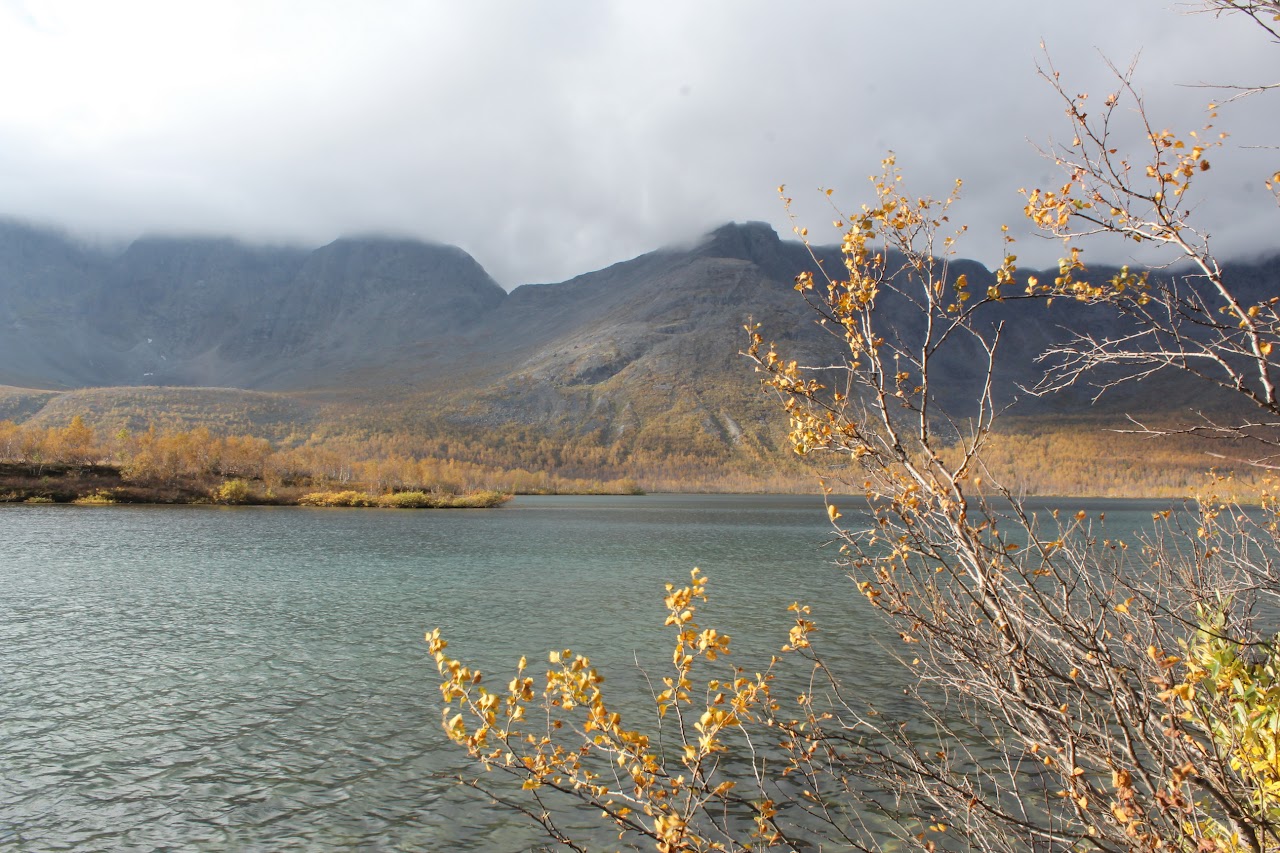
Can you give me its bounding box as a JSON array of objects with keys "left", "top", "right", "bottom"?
[
  {"left": 45, "top": 415, "right": 100, "bottom": 468},
  {"left": 431, "top": 3, "right": 1280, "bottom": 849}
]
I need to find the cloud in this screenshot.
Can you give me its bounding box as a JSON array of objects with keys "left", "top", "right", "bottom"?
[{"left": 0, "top": 0, "right": 1274, "bottom": 286}]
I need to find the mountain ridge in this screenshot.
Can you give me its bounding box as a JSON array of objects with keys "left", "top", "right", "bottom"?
[{"left": 1, "top": 216, "right": 1277, "bottom": 490}]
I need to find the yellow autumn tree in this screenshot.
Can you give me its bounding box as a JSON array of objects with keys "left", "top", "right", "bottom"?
[{"left": 45, "top": 415, "right": 100, "bottom": 467}]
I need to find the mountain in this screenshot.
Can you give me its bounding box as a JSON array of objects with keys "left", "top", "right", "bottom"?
[
  {"left": 0, "top": 224, "right": 506, "bottom": 390},
  {"left": 0, "top": 217, "right": 1276, "bottom": 488}
]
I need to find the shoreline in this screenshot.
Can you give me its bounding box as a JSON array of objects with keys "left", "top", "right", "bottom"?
[{"left": 0, "top": 462, "right": 512, "bottom": 509}]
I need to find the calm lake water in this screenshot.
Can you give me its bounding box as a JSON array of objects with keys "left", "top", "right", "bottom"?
[{"left": 0, "top": 494, "right": 1175, "bottom": 851}]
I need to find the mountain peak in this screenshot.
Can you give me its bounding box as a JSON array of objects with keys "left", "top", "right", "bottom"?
[
  {"left": 700, "top": 221, "right": 779, "bottom": 254},
  {"left": 694, "top": 221, "right": 803, "bottom": 280}
]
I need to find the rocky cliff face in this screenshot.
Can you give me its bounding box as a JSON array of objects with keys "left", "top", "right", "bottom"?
[{"left": 0, "top": 224, "right": 506, "bottom": 389}]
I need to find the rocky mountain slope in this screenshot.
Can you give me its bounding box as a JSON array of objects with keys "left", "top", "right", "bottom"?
[
  {"left": 0, "top": 217, "right": 1275, "bottom": 481},
  {"left": 0, "top": 222, "right": 505, "bottom": 390}
]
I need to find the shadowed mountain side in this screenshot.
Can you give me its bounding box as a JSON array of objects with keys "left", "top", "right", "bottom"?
[
  {"left": 0, "top": 222, "right": 111, "bottom": 388},
  {"left": 0, "top": 223, "right": 506, "bottom": 390},
  {"left": 89, "top": 236, "right": 309, "bottom": 388},
  {"left": 248, "top": 237, "right": 507, "bottom": 389}
]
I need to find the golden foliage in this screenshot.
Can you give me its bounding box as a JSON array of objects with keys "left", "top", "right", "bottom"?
[{"left": 430, "top": 569, "right": 811, "bottom": 851}]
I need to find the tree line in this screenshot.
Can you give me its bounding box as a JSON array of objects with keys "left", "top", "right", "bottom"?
[{"left": 0, "top": 416, "right": 643, "bottom": 499}]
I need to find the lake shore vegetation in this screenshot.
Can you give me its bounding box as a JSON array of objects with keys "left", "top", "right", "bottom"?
[
  {"left": 0, "top": 417, "right": 633, "bottom": 506},
  {"left": 1, "top": 405, "right": 1272, "bottom": 501}
]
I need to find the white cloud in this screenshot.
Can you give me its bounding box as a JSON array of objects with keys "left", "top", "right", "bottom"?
[{"left": 0, "top": 0, "right": 1274, "bottom": 286}]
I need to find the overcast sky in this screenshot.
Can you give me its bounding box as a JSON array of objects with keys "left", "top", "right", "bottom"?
[{"left": 0, "top": 1, "right": 1275, "bottom": 287}]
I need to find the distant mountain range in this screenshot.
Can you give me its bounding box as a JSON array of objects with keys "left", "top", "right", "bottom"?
[{"left": 0, "top": 218, "right": 1275, "bottom": 488}]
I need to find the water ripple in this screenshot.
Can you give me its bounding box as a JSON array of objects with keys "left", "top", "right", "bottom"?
[{"left": 0, "top": 496, "right": 901, "bottom": 850}]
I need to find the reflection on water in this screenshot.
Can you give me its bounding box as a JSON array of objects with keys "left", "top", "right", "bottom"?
[{"left": 0, "top": 495, "right": 1173, "bottom": 850}]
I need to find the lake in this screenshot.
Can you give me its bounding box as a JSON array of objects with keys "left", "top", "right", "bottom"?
[{"left": 0, "top": 494, "right": 1175, "bottom": 851}]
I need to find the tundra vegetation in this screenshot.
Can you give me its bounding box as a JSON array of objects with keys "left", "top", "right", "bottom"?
[
  {"left": 0, "top": 416, "right": 642, "bottom": 505},
  {"left": 430, "top": 2, "right": 1280, "bottom": 850}
]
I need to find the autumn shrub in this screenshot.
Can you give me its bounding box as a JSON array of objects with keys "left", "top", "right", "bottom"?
[
  {"left": 436, "top": 490, "right": 511, "bottom": 508},
  {"left": 375, "top": 490, "right": 436, "bottom": 508},
  {"left": 212, "top": 478, "right": 254, "bottom": 505},
  {"left": 297, "top": 490, "right": 378, "bottom": 507},
  {"left": 71, "top": 490, "right": 116, "bottom": 505}
]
